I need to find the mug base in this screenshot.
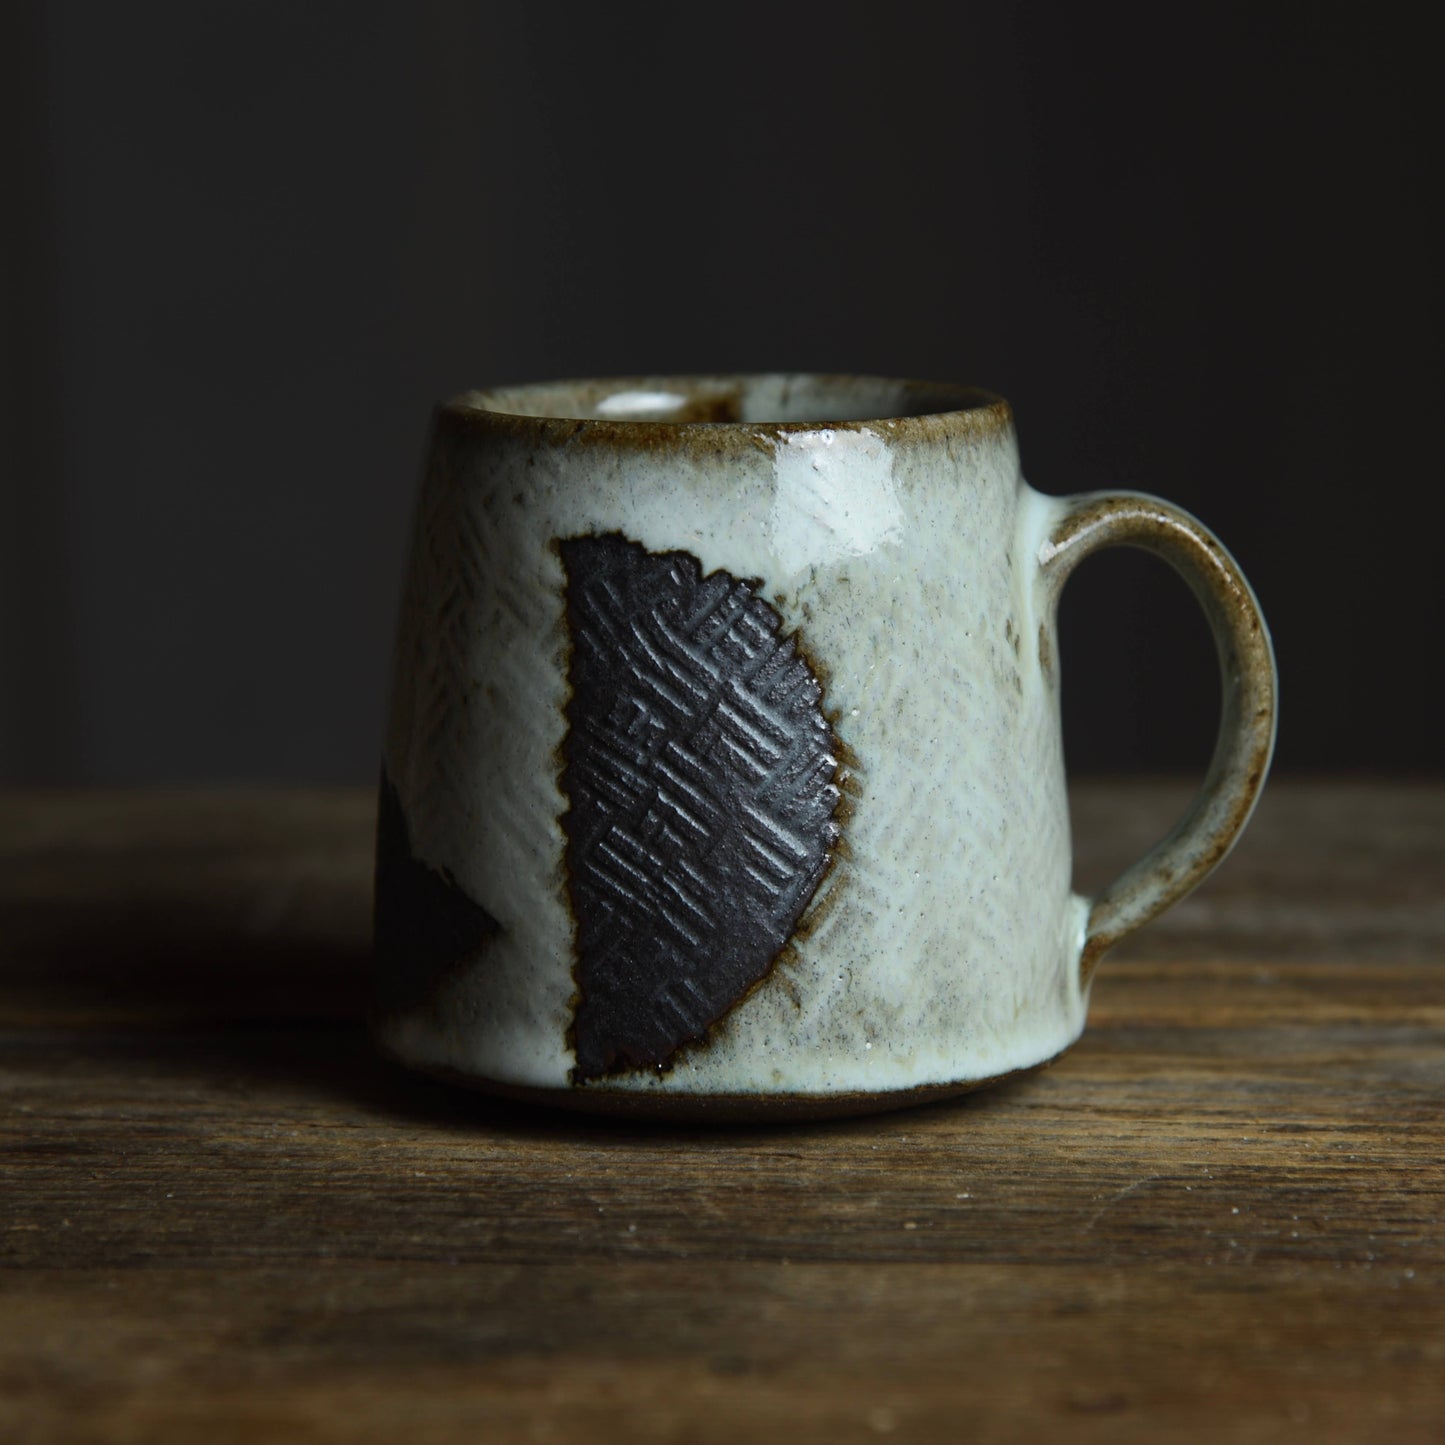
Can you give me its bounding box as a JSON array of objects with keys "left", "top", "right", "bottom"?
[{"left": 379, "top": 1046, "right": 1072, "bottom": 1123}]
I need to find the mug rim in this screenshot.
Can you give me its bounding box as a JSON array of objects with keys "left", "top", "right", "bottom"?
[{"left": 438, "top": 372, "right": 1014, "bottom": 449}]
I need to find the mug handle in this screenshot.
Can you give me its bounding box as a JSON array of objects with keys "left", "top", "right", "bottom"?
[{"left": 1036, "top": 491, "right": 1278, "bottom": 985}]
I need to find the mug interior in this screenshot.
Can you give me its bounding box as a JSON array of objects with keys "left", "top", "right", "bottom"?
[{"left": 467, "top": 374, "right": 1001, "bottom": 426}]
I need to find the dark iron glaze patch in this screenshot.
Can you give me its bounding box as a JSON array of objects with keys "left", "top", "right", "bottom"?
[
  {"left": 559, "top": 533, "right": 842, "bottom": 1081},
  {"left": 374, "top": 772, "right": 500, "bottom": 1013}
]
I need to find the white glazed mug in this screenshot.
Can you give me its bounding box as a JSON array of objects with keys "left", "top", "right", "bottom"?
[{"left": 374, "top": 375, "right": 1277, "bottom": 1119}]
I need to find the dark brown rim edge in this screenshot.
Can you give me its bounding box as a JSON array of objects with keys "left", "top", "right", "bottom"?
[{"left": 437, "top": 373, "right": 1015, "bottom": 452}]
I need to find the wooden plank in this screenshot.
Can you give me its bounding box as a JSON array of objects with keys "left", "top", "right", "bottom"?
[
  {"left": 1, "top": 1017, "right": 1440, "bottom": 1270},
  {"left": 1, "top": 1263, "right": 1438, "bottom": 1445},
  {"left": 1, "top": 782, "right": 1442, "bottom": 1443}
]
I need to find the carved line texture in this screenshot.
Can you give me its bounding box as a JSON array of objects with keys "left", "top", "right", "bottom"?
[
  {"left": 387, "top": 438, "right": 547, "bottom": 871},
  {"left": 560, "top": 533, "right": 843, "bottom": 1080},
  {"left": 387, "top": 439, "right": 488, "bottom": 867}
]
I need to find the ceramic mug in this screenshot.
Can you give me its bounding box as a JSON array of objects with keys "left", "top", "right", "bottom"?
[{"left": 374, "top": 374, "right": 1276, "bottom": 1119}]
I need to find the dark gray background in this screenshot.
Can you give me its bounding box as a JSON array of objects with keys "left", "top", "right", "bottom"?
[{"left": 4, "top": 1, "right": 1440, "bottom": 784}]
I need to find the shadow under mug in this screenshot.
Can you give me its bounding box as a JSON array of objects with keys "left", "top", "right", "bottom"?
[{"left": 373, "top": 374, "right": 1277, "bottom": 1120}]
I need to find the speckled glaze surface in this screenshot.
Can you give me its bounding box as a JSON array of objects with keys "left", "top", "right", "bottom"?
[{"left": 375, "top": 375, "right": 1277, "bottom": 1117}]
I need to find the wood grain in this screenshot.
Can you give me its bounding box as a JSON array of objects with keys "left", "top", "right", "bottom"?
[{"left": 1, "top": 782, "right": 1441, "bottom": 1443}]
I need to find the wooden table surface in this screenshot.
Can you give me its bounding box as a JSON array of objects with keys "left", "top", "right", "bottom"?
[{"left": 1, "top": 781, "right": 1441, "bottom": 1444}]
